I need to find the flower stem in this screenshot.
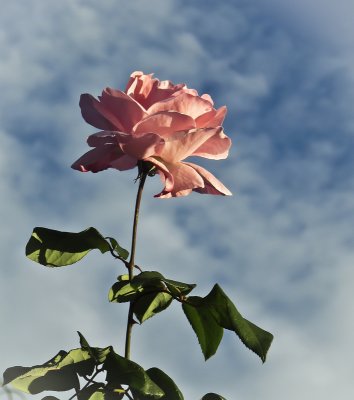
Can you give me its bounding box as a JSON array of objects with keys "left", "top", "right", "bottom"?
[{"left": 124, "top": 168, "right": 148, "bottom": 360}]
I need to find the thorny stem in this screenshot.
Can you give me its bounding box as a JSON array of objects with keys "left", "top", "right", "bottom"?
[{"left": 124, "top": 166, "right": 148, "bottom": 360}]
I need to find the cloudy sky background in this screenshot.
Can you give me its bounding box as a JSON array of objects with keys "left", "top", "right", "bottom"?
[{"left": 1, "top": 0, "right": 354, "bottom": 398}]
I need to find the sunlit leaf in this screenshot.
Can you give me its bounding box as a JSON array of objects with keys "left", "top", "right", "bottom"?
[
  {"left": 117, "top": 274, "right": 129, "bottom": 281},
  {"left": 78, "top": 383, "right": 125, "bottom": 400},
  {"left": 3, "top": 349, "right": 95, "bottom": 394},
  {"left": 182, "top": 299, "right": 223, "bottom": 360},
  {"left": 163, "top": 279, "right": 196, "bottom": 297},
  {"left": 108, "top": 281, "right": 137, "bottom": 303},
  {"left": 26, "top": 227, "right": 111, "bottom": 267},
  {"left": 134, "top": 292, "right": 173, "bottom": 323}
]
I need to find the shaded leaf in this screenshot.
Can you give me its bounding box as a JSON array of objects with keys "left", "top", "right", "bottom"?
[
  {"left": 104, "top": 351, "right": 164, "bottom": 398},
  {"left": 130, "top": 271, "right": 165, "bottom": 290},
  {"left": 182, "top": 299, "right": 223, "bottom": 360},
  {"left": 78, "top": 332, "right": 111, "bottom": 364},
  {"left": 134, "top": 292, "right": 173, "bottom": 323},
  {"left": 109, "top": 271, "right": 195, "bottom": 305},
  {"left": 78, "top": 383, "right": 125, "bottom": 400},
  {"left": 106, "top": 237, "right": 129, "bottom": 260},
  {"left": 205, "top": 284, "right": 273, "bottom": 362},
  {"left": 42, "top": 397, "right": 61, "bottom": 400},
  {"left": 201, "top": 394, "right": 227, "bottom": 400},
  {"left": 78, "top": 383, "right": 104, "bottom": 400},
  {"left": 26, "top": 227, "right": 111, "bottom": 267},
  {"left": 146, "top": 368, "right": 184, "bottom": 400},
  {"left": 183, "top": 284, "right": 273, "bottom": 362}
]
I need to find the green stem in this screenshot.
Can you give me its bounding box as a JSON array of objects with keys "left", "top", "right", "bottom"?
[{"left": 124, "top": 169, "right": 148, "bottom": 360}]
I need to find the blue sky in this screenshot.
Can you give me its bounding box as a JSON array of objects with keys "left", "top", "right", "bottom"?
[{"left": 1, "top": 0, "right": 354, "bottom": 399}]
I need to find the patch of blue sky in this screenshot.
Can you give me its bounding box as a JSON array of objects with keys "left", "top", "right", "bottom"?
[{"left": 1, "top": 1, "right": 354, "bottom": 399}]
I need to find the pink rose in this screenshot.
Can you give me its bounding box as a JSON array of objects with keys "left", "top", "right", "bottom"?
[{"left": 72, "top": 71, "right": 232, "bottom": 198}]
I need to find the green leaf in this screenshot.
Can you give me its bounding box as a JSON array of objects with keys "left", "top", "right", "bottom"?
[
  {"left": 104, "top": 351, "right": 164, "bottom": 399},
  {"left": 117, "top": 274, "right": 129, "bottom": 281},
  {"left": 109, "top": 272, "right": 195, "bottom": 305},
  {"left": 108, "top": 272, "right": 164, "bottom": 304},
  {"left": 42, "top": 397, "right": 61, "bottom": 400},
  {"left": 77, "top": 383, "right": 104, "bottom": 400},
  {"left": 134, "top": 292, "right": 173, "bottom": 323},
  {"left": 201, "top": 393, "right": 227, "bottom": 400},
  {"left": 145, "top": 368, "right": 184, "bottom": 400},
  {"left": 106, "top": 237, "right": 129, "bottom": 260},
  {"left": 26, "top": 227, "right": 111, "bottom": 267},
  {"left": 3, "top": 349, "right": 95, "bottom": 394},
  {"left": 108, "top": 281, "right": 137, "bottom": 303},
  {"left": 78, "top": 384, "right": 125, "bottom": 400},
  {"left": 78, "top": 332, "right": 111, "bottom": 364},
  {"left": 163, "top": 279, "right": 196, "bottom": 297},
  {"left": 130, "top": 271, "right": 165, "bottom": 290},
  {"left": 205, "top": 284, "right": 273, "bottom": 362},
  {"left": 183, "top": 285, "right": 273, "bottom": 362},
  {"left": 182, "top": 298, "right": 223, "bottom": 360},
  {"left": 109, "top": 272, "right": 195, "bottom": 324}
]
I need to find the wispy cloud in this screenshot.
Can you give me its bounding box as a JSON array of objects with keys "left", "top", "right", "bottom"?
[{"left": 1, "top": 1, "right": 353, "bottom": 399}]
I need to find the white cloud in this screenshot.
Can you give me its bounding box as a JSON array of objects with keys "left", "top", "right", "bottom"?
[{"left": 1, "top": 1, "right": 354, "bottom": 399}]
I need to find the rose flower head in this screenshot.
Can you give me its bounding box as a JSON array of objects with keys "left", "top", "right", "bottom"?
[{"left": 72, "top": 71, "right": 232, "bottom": 198}]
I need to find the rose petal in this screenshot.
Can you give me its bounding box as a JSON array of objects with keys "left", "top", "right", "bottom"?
[
  {"left": 144, "top": 156, "right": 174, "bottom": 193},
  {"left": 71, "top": 144, "right": 123, "bottom": 173},
  {"left": 201, "top": 93, "right": 214, "bottom": 105},
  {"left": 86, "top": 131, "right": 129, "bottom": 147},
  {"left": 157, "top": 127, "right": 223, "bottom": 163},
  {"left": 195, "top": 106, "right": 227, "bottom": 128},
  {"left": 80, "top": 94, "right": 125, "bottom": 131},
  {"left": 132, "top": 111, "right": 196, "bottom": 138},
  {"left": 192, "top": 127, "right": 232, "bottom": 159},
  {"left": 184, "top": 162, "right": 232, "bottom": 196},
  {"left": 147, "top": 158, "right": 205, "bottom": 198},
  {"left": 147, "top": 92, "right": 213, "bottom": 119},
  {"left": 99, "top": 88, "right": 148, "bottom": 132},
  {"left": 125, "top": 71, "right": 188, "bottom": 109},
  {"left": 121, "top": 132, "right": 164, "bottom": 159},
  {"left": 110, "top": 154, "right": 137, "bottom": 171}
]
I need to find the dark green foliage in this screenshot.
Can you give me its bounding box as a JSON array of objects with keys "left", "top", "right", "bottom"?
[
  {"left": 109, "top": 271, "right": 196, "bottom": 323},
  {"left": 182, "top": 299, "right": 223, "bottom": 360},
  {"left": 104, "top": 352, "right": 164, "bottom": 399},
  {"left": 201, "top": 394, "right": 227, "bottom": 400},
  {"left": 183, "top": 284, "right": 273, "bottom": 363},
  {"left": 2, "top": 333, "right": 187, "bottom": 400},
  {"left": 131, "top": 368, "right": 184, "bottom": 400}
]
